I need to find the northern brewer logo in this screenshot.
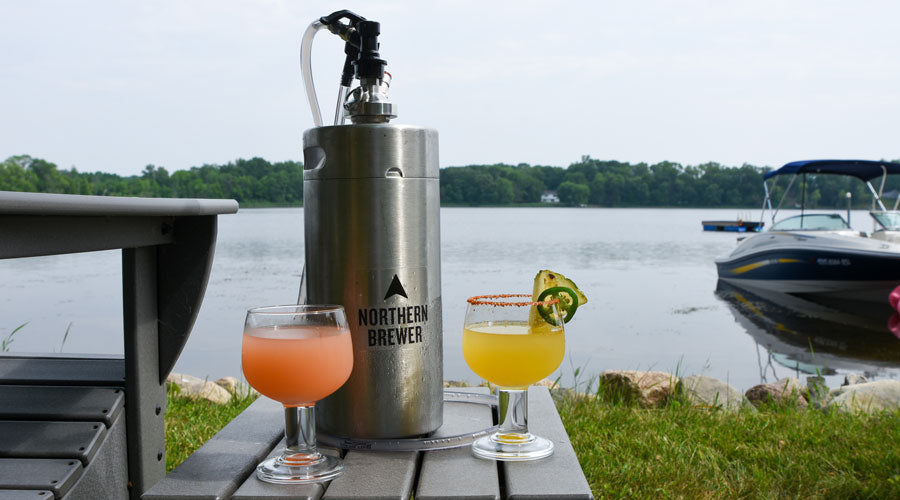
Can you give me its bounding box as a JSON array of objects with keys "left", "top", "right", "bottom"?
[
  {"left": 358, "top": 274, "right": 427, "bottom": 347},
  {"left": 383, "top": 274, "right": 409, "bottom": 300}
]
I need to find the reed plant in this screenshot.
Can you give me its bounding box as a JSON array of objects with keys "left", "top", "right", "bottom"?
[{"left": 1, "top": 322, "right": 27, "bottom": 352}]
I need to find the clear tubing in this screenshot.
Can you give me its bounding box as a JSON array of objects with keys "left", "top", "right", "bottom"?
[
  {"left": 301, "top": 20, "right": 327, "bottom": 127},
  {"left": 317, "top": 390, "right": 499, "bottom": 451},
  {"left": 334, "top": 85, "right": 349, "bottom": 125}
]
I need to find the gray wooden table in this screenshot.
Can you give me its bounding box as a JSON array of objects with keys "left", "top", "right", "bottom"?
[{"left": 144, "top": 386, "right": 594, "bottom": 500}]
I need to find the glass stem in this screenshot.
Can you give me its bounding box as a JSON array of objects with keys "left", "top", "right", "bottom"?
[
  {"left": 497, "top": 389, "right": 528, "bottom": 435},
  {"left": 284, "top": 405, "right": 318, "bottom": 458}
]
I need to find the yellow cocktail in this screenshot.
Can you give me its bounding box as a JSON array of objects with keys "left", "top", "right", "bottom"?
[
  {"left": 462, "top": 293, "right": 568, "bottom": 461},
  {"left": 462, "top": 321, "right": 564, "bottom": 389}
]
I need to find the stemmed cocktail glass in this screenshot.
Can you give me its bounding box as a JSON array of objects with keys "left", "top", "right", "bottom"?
[
  {"left": 242, "top": 305, "right": 353, "bottom": 483},
  {"left": 463, "top": 294, "right": 565, "bottom": 461}
]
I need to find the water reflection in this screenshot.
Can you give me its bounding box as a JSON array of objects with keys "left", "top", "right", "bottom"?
[{"left": 715, "top": 280, "right": 900, "bottom": 380}]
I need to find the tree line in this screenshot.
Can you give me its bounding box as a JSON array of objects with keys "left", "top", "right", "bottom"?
[
  {"left": 0, "top": 155, "right": 302, "bottom": 205},
  {"left": 2, "top": 154, "right": 897, "bottom": 208},
  {"left": 435, "top": 156, "right": 900, "bottom": 208}
]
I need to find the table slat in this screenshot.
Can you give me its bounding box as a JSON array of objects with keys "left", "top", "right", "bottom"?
[
  {"left": 0, "top": 421, "right": 107, "bottom": 465},
  {"left": 502, "top": 386, "right": 593, "bottom": 499},
  {"left": 142, "top": 397, "right": 284, "bottom": 500},
  {"left": 232, "top": 441, "right": 342, "bottom": 500},
  {"left": 0, "top": 385, "right": 123, "bottom": 428},
  {"left": 321, "top": 449, "right": 418, "bottom": 500},
  {"left": 416, "top": 387, "right": 500, "bottom": 500}
]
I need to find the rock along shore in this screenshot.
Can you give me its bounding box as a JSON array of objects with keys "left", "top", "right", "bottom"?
[
  {"left": 166, "top": 373, "right": 258, "bottom": 404},
  {"left": 564, "top": 370, "right": 900, "bottom": 414},
  {"left": 170, "top": 370, "right": 900, "bottom": 415}
]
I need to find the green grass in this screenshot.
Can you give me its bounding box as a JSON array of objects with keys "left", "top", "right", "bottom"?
[
  {"left": 164, "top": 385, "right": 257, "bottom": 473},
  {"left": 557, "top": 394, "right": 900, "bottom": 499}
]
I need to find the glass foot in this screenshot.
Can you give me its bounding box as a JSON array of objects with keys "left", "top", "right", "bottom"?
[
  {"left": 471, "top": 431, "right": 554, "bottom": 461},
  {"left": 256, "top": 451, "right": 344, "bottom": 484}
]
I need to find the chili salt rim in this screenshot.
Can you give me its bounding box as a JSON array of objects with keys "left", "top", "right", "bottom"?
[{"left": 466, "top": 293, "right": 560, "bottom": 307}]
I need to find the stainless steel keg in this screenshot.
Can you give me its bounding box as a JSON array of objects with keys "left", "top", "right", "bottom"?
[{"left": 303, "top": 124, "right": 443, "bottom": 438}]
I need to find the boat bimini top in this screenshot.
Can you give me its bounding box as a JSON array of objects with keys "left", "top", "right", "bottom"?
[{"left": 761, "top": 159, "right": 900, "bottom": 228}]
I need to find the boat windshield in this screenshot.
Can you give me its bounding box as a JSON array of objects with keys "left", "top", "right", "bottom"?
[
  {"left": 770, "top": 213, "right": 850, "bottom": 231},
  {"left": 871, "top": 211, "right": 900, "bottom": 230}
]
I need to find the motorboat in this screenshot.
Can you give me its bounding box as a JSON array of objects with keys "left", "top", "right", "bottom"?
[{"left": 716, "top": 159, "right": 900, "bottom": 303}]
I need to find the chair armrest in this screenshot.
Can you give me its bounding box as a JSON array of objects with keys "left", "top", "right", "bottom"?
[{"left": 0, "top": 190, "right": 237, "bottom": 217}]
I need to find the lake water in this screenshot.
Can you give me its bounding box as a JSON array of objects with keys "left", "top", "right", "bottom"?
[{"left": 3, "top": 207, "right": 900, "bottom": 391}]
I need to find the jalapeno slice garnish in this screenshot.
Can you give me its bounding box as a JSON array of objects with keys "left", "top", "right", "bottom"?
[{"left": 536, "top": 286, "right": 579, "bottom": 325}]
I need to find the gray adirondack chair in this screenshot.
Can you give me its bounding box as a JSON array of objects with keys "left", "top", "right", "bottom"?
[{"left": 0, "top": 191, "right": 237, "bottom": 499}]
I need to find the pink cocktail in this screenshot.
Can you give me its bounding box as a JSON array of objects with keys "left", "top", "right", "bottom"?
[
  {"left": 241, "top": 305, "right": 353, "bottom": 484},
  {"left": 242, "top": 325, "right": 352, "bottom": 406}
]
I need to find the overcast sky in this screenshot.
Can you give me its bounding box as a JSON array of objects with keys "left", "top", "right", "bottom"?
[{"left": 1, "top": 1, "right": 899, "bottom": 176}]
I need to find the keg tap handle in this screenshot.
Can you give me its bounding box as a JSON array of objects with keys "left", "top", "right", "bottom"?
[
  {"left": 317, "top": 10, "right": 395, "bottom": 124},
  {"left": 319, "top": 11, "right": 386, "bottom": 82}
]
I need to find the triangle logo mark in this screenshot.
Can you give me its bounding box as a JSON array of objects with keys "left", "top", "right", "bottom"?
[{"left": 384, "top": 274, "right": 409, "bottom": 300}]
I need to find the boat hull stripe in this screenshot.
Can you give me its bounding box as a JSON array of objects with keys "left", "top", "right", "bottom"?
[{"left": 730, "top": 258, "right": 802, "bottom": 275}]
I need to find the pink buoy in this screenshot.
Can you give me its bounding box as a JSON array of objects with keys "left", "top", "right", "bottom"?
[{"left": 891, "top": 285, "right": 900, "bottom": 311}]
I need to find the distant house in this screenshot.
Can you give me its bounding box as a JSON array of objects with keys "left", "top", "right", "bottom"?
[{"left": 541, "top": 191, "right": 560, "bottom": 203}]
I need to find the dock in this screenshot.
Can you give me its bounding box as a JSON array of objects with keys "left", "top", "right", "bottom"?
[{"left": 702, "top": 220, "right": 764, "bottom": 232}]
